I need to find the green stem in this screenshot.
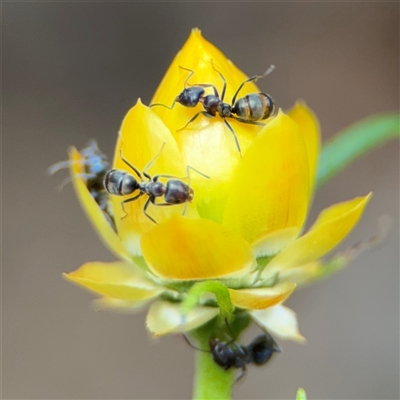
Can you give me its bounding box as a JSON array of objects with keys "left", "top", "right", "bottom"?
[
  {"left": 316, "top": 113, "right": 399, "bottom": 188},
  {"left": 193, "top": 346, "right": 234, "bottom": 400},
  {"left": 191, "top": 313, "right": 251, "bottom": 400}
]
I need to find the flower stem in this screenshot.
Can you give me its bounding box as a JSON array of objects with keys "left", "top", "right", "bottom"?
[
  {"left": 191, "top": 314, "right": 251, "bottom": 400},
  {"left": 193, "top": 345, "right": 234, "bottom": 400}
]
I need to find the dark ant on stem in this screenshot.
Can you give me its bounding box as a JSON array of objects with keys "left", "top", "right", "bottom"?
[
  {"left": 151, "top": 61, "right": 277, "bottom": 156},
  {"left": 103, "top": 143, "right": 208, "bottom": 224},
  {"left": 184, "top": 321, "right": 281, "bottom": 382},
  {"left": 48, "top": 140, "right": 116, "bottom": 230}
]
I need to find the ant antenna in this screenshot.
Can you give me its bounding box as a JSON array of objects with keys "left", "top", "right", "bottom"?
[
  {"left": 150, "top": 66, "right": 195, "bottom": 110},
  {"left": 142, "top": 142, "right": 167, "bottom": 176},
  {"left": 182, "top": 334, "right": 209, "bottom": 352},
  {"left": 181, "top": 165, "right": 210, "bottom": 216}
]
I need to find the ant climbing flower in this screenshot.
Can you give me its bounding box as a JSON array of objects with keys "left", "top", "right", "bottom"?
[{"left": 63, "top": 29, "right": 371, "bottom": 348}]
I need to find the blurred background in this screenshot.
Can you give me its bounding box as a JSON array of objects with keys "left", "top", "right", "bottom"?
[{"left": 3, "top": 2, "right": 399, "bottom": 399}]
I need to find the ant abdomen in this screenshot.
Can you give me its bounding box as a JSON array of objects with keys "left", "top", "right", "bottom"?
[
  {"left": 248, "top": 334, "right": 280, "bottom": 365},
  {"left": 104, "top": 170, "right": 139, "bottom": 196},
  {"left": 232, "top": 93, "right": 276, "bottom": 121}
]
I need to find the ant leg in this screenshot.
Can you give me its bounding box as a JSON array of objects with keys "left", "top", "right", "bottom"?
[
  {"left": 143, "top": 197, "right": 176, "bottom": 223},
  {"left": 119, "top": 148, "right": 143, "bottom": 180},
  {"left": 47, "top": 160, "right": 76, "bottom": 175},
  {"left": 234, "top": 366, "right": 247, "bottom": 384},
  {"left": 231, "top": 65, "right": 275, "bottom": 106},
  {"left": 177, "top": 111, "right": 213, "bottom": 132},
  {"left": 234, "top": 117, "right": 266, "bottom": 127},
  {"left": 195, "top": 83, "right": 219, "bottom": 98},
  {"left": 54, "top": 172, "right": 98, "bottom": 192},
  {"left": 187, "top": 166, "right": 210, "bottom": 180},
  {"left": 143, "top": 196, "right": 159, "bottom": 224},
  {"left": 149, "top": 99, "right": 176, "bottom": 110},
  {"left": 153, "top": 173, "right": 186, "bottom": 181},
  {"left": 223, "top": 119, "right": 242, "bottom": 157},
  {"left": 142, "top": 143, "right": 166, "bottom": 179},
  {"left": 153, "top": 167, "right": 210, "bottom": 183},
  {"left": 121, "top": 192, "right": 143, "bottom": 219},
  {"left": 210, "top": 60, "right": 227, "bottom": 102}
]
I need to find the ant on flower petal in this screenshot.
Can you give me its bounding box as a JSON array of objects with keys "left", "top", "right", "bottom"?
[
  {"left": 104, "top": 143, "right": 208, "bottom": 224},
  {"left": 151, "top": 61, "right": 276, "bottom": 156}
]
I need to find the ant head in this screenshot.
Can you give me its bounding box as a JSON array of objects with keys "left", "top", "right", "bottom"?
[
  {"left": 176, "top": 87, "right": 205, "bottom": 108},
  {"left": 164, "top": 180, "right": 194, "bottom": 204},
  {"left": 209, "top": 337, "right": 236, "bottom": 369}
]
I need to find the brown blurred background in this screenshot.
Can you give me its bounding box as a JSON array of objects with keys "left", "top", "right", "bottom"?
[{"left": 3, "top": 2, "right": 399, "bottom": 399}]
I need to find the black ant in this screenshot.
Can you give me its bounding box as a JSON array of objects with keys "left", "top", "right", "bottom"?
[
  {"left": 209, "top": 332, "right": 281, "bottom": 381},
  {"left": 151, "top": 61, "right": 276, "bottom": 155},
  {"left": 103, "top": 143, "right": 208, "bottom": 224},
  {"left": 183, "top": 322, "right": 281, "bottom": 382},
  {"left": 48, "top": 140, "right": 115, "bottom": 230}
]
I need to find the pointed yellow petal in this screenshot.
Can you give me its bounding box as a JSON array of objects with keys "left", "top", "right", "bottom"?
[
  {"left": 223, "top": 111, "right": 310, "bottom": 254},
  {"left": 250, "top": 305, "right": 306, "bottom": 342},
  {"left": 111, "top": 100, "right": 198, "bottom": 255},
  {"left": 63, "top": 261, "right": 163, "bottom": 301},
  {"left": 151, "top": 28, "right": 263, "bottom": 136},
  {"left": 266, "top": 193, "right": 372, "bottom": 272},
  {"left": 151, "top": 29, "right": 273, "bottom": 222},
  {"left": 288, "top": 101, "right": 320, "bottom": 193},
  {"left": 146, "top": 300, "right": 219, "bottom": 336},
  {"left": 228, "top": 282, "right": 296, "bottom": 310},
  {"left": 91, "top": 297, "right": 152, "bottom": 312},
  {"left": 140, "top": 216, "right": 256, "bottom": 280},
  {"left": 69, "top": 147, "right": 131, "bottom": 261}
]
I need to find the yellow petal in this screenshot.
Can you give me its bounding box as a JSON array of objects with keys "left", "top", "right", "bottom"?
[
  {"left": 112, "top": 100, "right": 199, "bottom": 255},
  {"left": 223, "top": 111, "right": 310, "bottom": 254},
  {"left": 91, "top": 297, "right": 151, "bottom": 312},
  {"left": 63, "top": 261, "right": 163, "bottom": 301},
  {"left": 250, "top": 305, "right": 306, "bottom": 342},
  {"left": 151, "top": 29, "right": 274, "bottom": 222},
  {"left": 288, "top": 101, "right": 320, "bottom": 193},
  {"left": 140, "top": 215, "right": 256, "bottom": 280},
  {"left": 265, "top": 193, "right": 372, "bottom": 272},
  {"left": 278, "top": 261, "right": 322, "bottom": 286},
  {"left": 228, "top": 282, "right": 296, "bottom": 310},
  {"left": 69, "top": 147, "right": 131, "bottom": 261},
  {"left": 151, "top": 28, "right": 263, "bottom": 137},
  {"left": 146, "top": 300, "right": 219, "bottom": 336}
]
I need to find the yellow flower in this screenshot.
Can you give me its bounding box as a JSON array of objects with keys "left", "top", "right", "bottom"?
[{"left": 64, "top": 29, "right": 370, "bottom": 342}]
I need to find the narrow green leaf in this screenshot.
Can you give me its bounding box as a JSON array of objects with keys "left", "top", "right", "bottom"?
[
  {"left": 296, "top": 388, "right": 307, "bottom": 400},
  {"left": 316, "top": 113, "right": 399, "bottom": 188}
]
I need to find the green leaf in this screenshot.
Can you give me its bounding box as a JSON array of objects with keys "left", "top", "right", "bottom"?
[
  {"left": 296, "top": 388, "right": 307, "bottom": 400},
  {"left": 316, "top": 113, "right": 399, "bottom": 188}
]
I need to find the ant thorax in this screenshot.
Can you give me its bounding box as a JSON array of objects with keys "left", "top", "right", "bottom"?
[{"left": 142, "top": 180, "right": 165, "bottom": 198}]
